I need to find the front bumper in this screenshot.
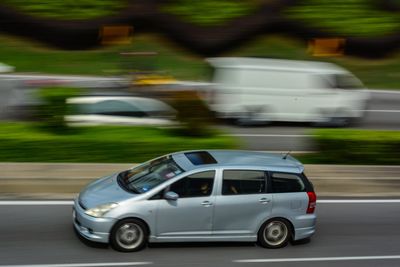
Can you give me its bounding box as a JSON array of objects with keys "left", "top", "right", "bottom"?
[{"left": 72, "top": 199, "right": 116, "bottom": 243}]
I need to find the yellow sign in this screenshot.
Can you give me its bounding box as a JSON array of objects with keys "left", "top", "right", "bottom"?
[
  {"left": 100, "top": 25, "right": 133, "bottom": 45},
  {"left": 308, "top": 38, "right": 345, "bottom": 57}
]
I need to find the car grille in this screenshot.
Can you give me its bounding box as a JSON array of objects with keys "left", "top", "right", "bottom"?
[{"left": 75, "top": 216, "right": 81, "bottom": 226}]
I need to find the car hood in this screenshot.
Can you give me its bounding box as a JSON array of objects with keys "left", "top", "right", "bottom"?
[{"left": 78, "top": 173, "right": 134, "bottom": 209}]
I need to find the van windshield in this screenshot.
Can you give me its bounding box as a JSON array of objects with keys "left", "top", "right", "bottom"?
[
  {"left": 118, "top": 156, "right": 183, "bottom": 194},
  {"left": 335, "top": 74, "right": 363, "bottom": 89}
]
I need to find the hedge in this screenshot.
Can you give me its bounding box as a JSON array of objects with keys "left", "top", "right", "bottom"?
[
  {"left": 0, "top": 123, "right": 237, "bottom": 163},
  {"left": 310, "top": 129, "right": 400, "bottom": 165},
  {"left": 286, "top": 0, "right": 399, "bottom": 37},
  {"left": 2, "top": 0, "right": 125, "bottom": 20}
]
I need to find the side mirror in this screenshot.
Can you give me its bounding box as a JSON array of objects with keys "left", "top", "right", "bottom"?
[{"left": 164, "top": 191, "right": 179, "bottom": 201}]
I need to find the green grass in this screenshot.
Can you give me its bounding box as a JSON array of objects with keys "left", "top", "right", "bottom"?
[
  {"left": 0, "top": 34, "right": 399, "bottom": 89},
  {"left": 0, "top": 34, "right": 208, "bottom": 80},
  {"left": 3, "top": 0, "right": 256, "bottom": 24},
  {"left": 162, "top": 0, "right": 257, "bottom": 26},
  {"left": 303, "top": 129, "right": 400, "bottom": 165},
  {"left": 286, "top": 0, "right": 400, "bottom": 37},
  {"left": 2, "top": 0, "right": 125, "bottom": 20},
  {"left": 0, "top": 123, "right": 237, "bottom": 163}
]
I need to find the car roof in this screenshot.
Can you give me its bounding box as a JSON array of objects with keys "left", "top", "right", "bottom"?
[
  {"left": 171, "top": 150, "right": 304, "bottom": 174},
  {"left": 206, "top": 57, "right": 349, "bottom": 75}
]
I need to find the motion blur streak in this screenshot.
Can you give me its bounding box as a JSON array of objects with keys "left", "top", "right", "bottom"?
[
  {"left": 234, "top": 255, "right": 400, "bottom": 263},
  {"left": 0, "top": 262, "right": 152, "bottom": 267},
  {"left": 0, "top": 201, "right": 73, "bottom": 205},
  {"left": 363, "top": 110, "right": 400, "bottom": 113},
  {"left": 318, "top": 199, "right": 400, "bottom": 203}
]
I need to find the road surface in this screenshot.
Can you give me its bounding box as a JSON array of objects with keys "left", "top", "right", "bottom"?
[{"left": 0, "top": 200, "right": 400, "bottom": 267}]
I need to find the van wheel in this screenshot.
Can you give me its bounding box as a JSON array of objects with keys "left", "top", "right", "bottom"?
[
  {"left": 236, "top": 109, "right": 270, "bottom": 126},
  {"left": 328, "top": 108, "right": 353, "bottom": 127},
  {"left": 258, "top": 218, "right": 291, "bottom": 248},
  {"left": 328, "top": 116, "right": 351, "bottom": 127},
  {"left": 110, "top": 219, "right": 148, "bottom": 252}
]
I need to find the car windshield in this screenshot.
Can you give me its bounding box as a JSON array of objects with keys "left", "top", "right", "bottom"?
[{"left": 118, "top": 156, "right": 183, "bottom": 193}]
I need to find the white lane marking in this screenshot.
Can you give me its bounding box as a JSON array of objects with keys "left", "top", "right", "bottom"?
[
  {"left": 0, "top": 74, "right": 123, "bottom": 82},
  {"left": 257, "top": 150, "right": 316, "bottom": 154},
  {"left": 234, "top": 255, "right": 400, "bottom": 263},
  {"left": 225, "top": 134, "right": 312, "bottom": 137},
  {"left": 312, "top": 177, "right": 400, "bottom": 180},
  {"left": 0, "top": 262, "right": 152, "bottom": 267},
  {"left": 362, "top": 109, "right": 400, "bottom": 113},
  {"left": 0, "top": 201, "right": 74, "bottom": 205},
  {"left": 318, "top": 199, "right": 400, "bottom": 203},
  {"left": 1, "top": 199, "right": 400, "bottom": 205},
  {"left": 368, "top": 89, "right": 400, "bottom": 94}
]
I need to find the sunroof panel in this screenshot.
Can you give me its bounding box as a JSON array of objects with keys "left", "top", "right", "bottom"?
[{"left": 185, "top": 151, "right": 217, "bottom": 165}]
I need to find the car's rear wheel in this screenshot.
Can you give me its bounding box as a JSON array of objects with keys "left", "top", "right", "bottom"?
[
  {"left": 258, "top": 218, "right": 291, "bottom": 248},
  {"left": 110, "top": 219, "right": 147, "bottom": 252}
]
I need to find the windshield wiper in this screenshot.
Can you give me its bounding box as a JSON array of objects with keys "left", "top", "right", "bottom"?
[
  {"left": 128, "top": 185, "right": 141, "bottom": 194},
  {"left": 117, "top": 172, "right": 140, "bottom": 194},
  {"left": 117, "top": 172, "right": 135, "bottom": 193}
]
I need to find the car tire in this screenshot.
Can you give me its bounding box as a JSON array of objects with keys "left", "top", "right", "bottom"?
[
  {"left": 258, "top": 218, "right": 292, "bottom": 249},
  {"left": 110, "top": 219, "right": 148, "bottom": 252}
]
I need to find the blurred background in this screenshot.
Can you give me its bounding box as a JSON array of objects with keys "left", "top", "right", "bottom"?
[{"left": 0, "top": 0, "right": 399, "bottom": 169}]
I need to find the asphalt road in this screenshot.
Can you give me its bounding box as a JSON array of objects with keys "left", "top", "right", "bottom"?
[
  {"left": 222, "top": 90, "right": 400, "bottom": 151},
  {"left": 1, "top": 201, "right": 400, "bottom": 267}
]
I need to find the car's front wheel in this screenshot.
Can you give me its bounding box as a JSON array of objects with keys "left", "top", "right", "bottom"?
[
  {"left": 258, "top": 218, "right": 291, "bottom": 248},
  {"left": 110, "top": 219, "right": 148, "bottom": 252}
]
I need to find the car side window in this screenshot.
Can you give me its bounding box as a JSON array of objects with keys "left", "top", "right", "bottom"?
[
  {"left": 90, "top": 100, "right": 148, "bottom": 117},
  {"left": 270, "top": 172, "right": 305, "bottom": 193},
  {"left": 222, "top": 170, "right": 266, "bottom": 195},
  {"left": 169, "top": 171, "right": 215, "bottom": 198}
]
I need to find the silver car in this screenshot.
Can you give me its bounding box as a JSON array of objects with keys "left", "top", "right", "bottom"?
[{"left": 73, "top": 150, "right": 317, "bottom": 252}]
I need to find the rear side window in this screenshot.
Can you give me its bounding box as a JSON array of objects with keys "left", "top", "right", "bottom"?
[
  {"left": 222, "top": 170, "right": 266, "bottom": 195},
  {"left": 271, "top": 172, "right": 305, "bottom": 193}
]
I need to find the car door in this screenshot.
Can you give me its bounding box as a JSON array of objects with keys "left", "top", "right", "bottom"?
[
  {"left": 213, "top": 169, "right": 272, "bottom": 236},
  {"left": 155, "top": 170, "right": 216, "bottom": 238}
]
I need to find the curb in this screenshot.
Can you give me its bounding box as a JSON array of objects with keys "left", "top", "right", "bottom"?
[{"left": 1, "top": 163, "right": 400, "bottom": 198}]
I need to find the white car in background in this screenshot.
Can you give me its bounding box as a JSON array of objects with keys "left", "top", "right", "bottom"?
[
  {"left": 66, "top": 96, "right": 176, "bottom": 126},
  {"left": 0, "top": 62, "right": 14, "bottom": 73}
]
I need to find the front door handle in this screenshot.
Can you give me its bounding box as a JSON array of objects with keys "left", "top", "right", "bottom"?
[
  {"left": 201, "top": 201, "right": 213, "bottom": 207},
  {"left": 259, "top": 198, "right": 270, "bottom": 204}
]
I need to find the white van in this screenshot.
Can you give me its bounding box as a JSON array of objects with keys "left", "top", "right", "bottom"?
[{"left": 206, "top": 57, "right": 370, "bottom": 126}]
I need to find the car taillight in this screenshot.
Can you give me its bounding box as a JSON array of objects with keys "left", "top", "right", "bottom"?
[{"left": 307, "top": 191, "right": 317, "bottom": 214}]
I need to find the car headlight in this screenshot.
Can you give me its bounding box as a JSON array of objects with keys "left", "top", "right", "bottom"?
[{"left": 85, "top": 203, "right": 118, "bottom": 218}]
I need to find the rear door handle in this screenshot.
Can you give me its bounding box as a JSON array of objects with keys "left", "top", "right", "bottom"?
[
  {"left": 201, "top": 201, "right": 213, "bottom": 207},
  {"left": 259, "top": 198, "right": 270, "bottom": 204}
]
